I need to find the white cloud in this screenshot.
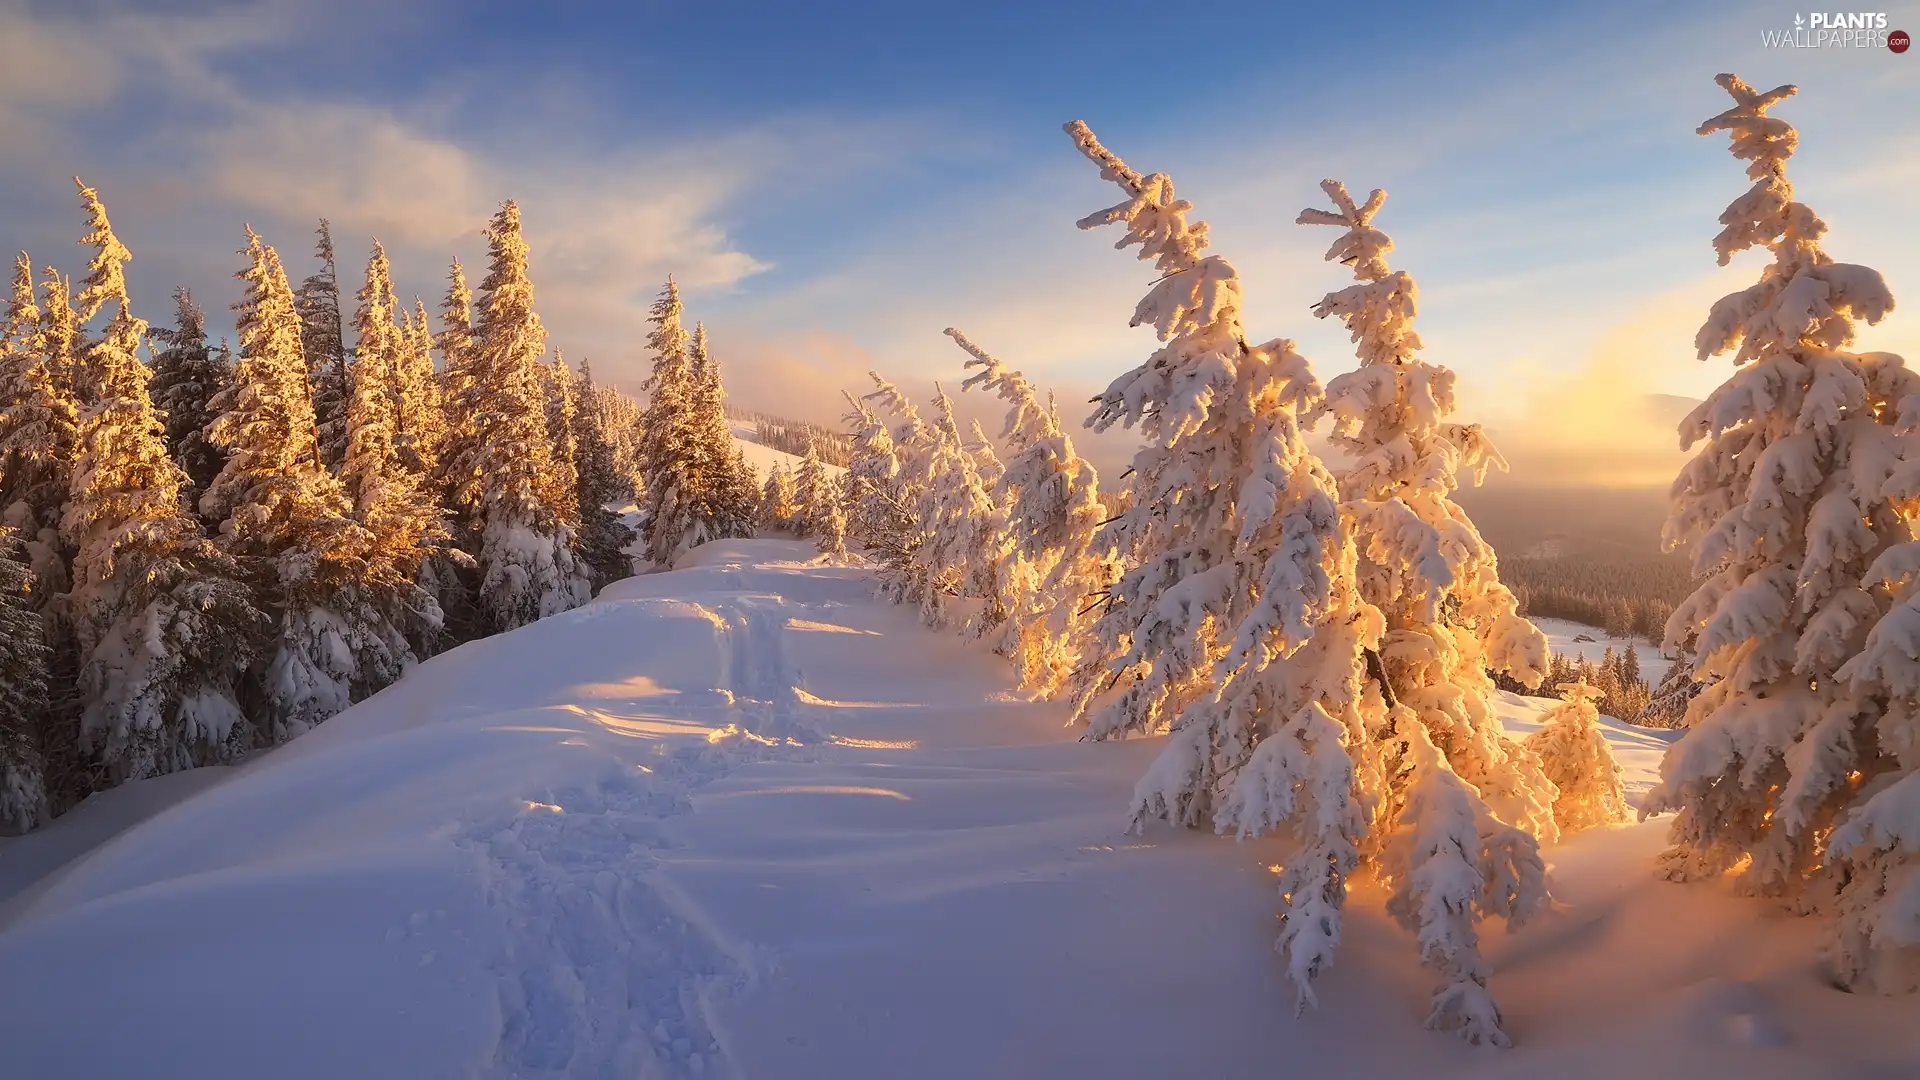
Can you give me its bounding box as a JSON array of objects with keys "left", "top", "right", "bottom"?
[
  {"left": 3, "top": 0, "right": 1913, "bottom": 503},
  {"left": 0, "top": 0, "right": 893, "bottom": 388}
]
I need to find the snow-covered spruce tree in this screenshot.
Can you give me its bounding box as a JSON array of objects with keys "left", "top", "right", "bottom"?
[
  {"left": 682, "top": 323, "right": 759, "bottom": 545},
  {"left": 1639, "top": 644, "right": 1705, "bottom": 728},
  {"left": 1065, "top": 125, "right": 1546, "bottom": 1044},
  {"left": 815, "top": 472, "right": 849, "bottom": 561},
  {"left": 426, "top": 257, "right": 485, "bottom": 640},
  {"left": 64, "top": 181, "right": 261, "bottom": 776},
  {"left": 1060, "top": 122, "right": 1360, "bottom": 744},
  {"left": 0, "top": 524, "right": 49, "bottom": 832},
  {"left": 540, "top": 350, "right": 582, "bottom": 530},
  {"left": 1523, "top": 680, "right": 1629, "bottom": 835},
  {"left": 761, "top": 461, "right": 799, "bottom": 532},
  {"left": 37, "top": 262, "right": 84, "bottom": 404},
  {"left": 394, "top": 298, "right": 444, "bottom": 482},
  {"left": 1, "top": 252, "right": 79, "bottom": 589},
  {"left": 4, "top": 258, "right": 84, "bottom": 807},
  {"left": 295, "top": 220, "right": 350, "bottom": 472},
  {"left": 595, "top": 381, "right": 646, "bottom": 499},
  {"left": 1297, "top": 179, "right": 1560, "bottom": 841},
  {"left": 957, "top": 414, "right": 1019, "bottom": 640},
  {"left": 965, "top": 418, "right": 1005, "bottom": 491},
  {"left": 1061, "top": 122, "right": 1386, "bottom": 1015},
  {"left": 637, "top": 281, "right": 700, "bottom": 565},
  {"left": 1292, "top": 178, "right": 1560, "bottom": 1040},
  {"left": 204, "top": 227, "right": 406, "bottom": 742},
  {"left": 571, "top": 358, "right": 636, "bottom": 589},
  {"left": 1645, "top": 75, "right": 1918, "bottom": 994},
  {"left": 904, "top": 386, "right": 998, "bottom": 628},
  {"left": 342, "top": 241, "right": 447, "bottom": 656},
  {"left": 794, "top": 434, "right": 830, "bottom": 538},
  {"left": 840, "top": 391, "right": 902, "bottom": 549},
  {"left": 859, "top": 372, "right": 939, "bottom": 603},
  {"left": 445, "top": 202, "right": 588, "bottom": 629},
  {"left": 950, "top": 327, "right": 1105, "bottom": 694},
  {"left": 435, "top": 257, "right": 478, "bottom": 511},
  {"left": 147, "top": 287, "right": 232, "bottom": 502}
]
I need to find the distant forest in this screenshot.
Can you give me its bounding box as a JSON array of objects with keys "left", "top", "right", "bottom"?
[
  {"left": 1456, "top": 483, "right": 1692, "bottom": 640},
  {"left": 724, "top": 404, "right": 853, "bottom": 466},
  {"left": 734, "top": 412, "right": 1700, "bottom": 649},
  {"left": 739, "top": 407, "right": 1700, "bottom": 711}
]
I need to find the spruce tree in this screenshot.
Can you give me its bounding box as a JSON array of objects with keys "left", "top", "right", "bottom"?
[
  {"left": 949, "top": 327, "right": 1105, "bottom": 695},
  {"left": 1061, "top": 125, "right": 1390, "bottom": 1022},
  {"left": 295, "top": 220, "right": 350, "bottom": 471},
  {"left": 207, "top": 227, "right": 409, "bottom": 741},
  {"left": 571, "top": 359, "right": 635, "bottom": 589},
  {"left": 761, "top": 461, "right": 799, "bottom": 533},
  {"left": 436, "top": 258, "right": 477, "bottom": 511},
  {"left": 1650, "top": 75, "right": 1918, "bottom": 994},
  {"left": 594, "top": 382, "right": 645, "bottom": 499},
  {"left": 426, "top": 259, "right": 484, "bottom": 641},
  {"left": 1639, "top": 644, "right": 1703, "bottom": 729},
  {"left": 64, "top": 181, "right": 261, "bottom": 777},
  {"left": 638, "top": 281, "right": 697, "bottom": 565},
  {"left": 842, "top": 389, "right": 914, "bottom": 560},
  {"left": 1595, "top": 646, "right": 1622, "bottom": 711},
  {"left": 394, "top": 298, "right": 444, "bottom": 482},
  {"left": 0, "top": 524, "right": 49, "bottom": 832},
  {"left": 1060, "top": 123, "right": 1363, "bottom": 755},
  {"left": 540, "top": 351, "right": 581, "bottom": 530},
  {"left": 146, "top": 287, "right": 232, "bottom": 502},
  {"left": 4, "top": 257, "right": 82, "bottom": 808},
  {"left": 814, "top": 471, "right": 848, "bottom": 562},
  {"left": 446, "top": 202, "right": 588, "bottom": 629},
  {"left": 1, "top": 252, "right": 78, "bottom": 584},
  {"left": 1295, "top": 177, "right": 1558, "bottom": 844},
  {"left": 1523, "top": 680, "right": 1629, "bottom": 835},
  {"left": 343, "top": 241, "right": 448, "bottom": 653},
  {"left": 794, "top": 434, "right": 830, "bottom": 538},
  {"left": 685, "top": 323, "right": 759, "bottom": 543},
  {"left": 31, "top": 264, "right": 82, "bottom": 405},
  {"left": 909, "top": 388, "right": 998, "bottom": 628},
  {"left": 1065, "top": 126, "right": 1549, "bottom": 1043},
  {"left": 859, "top": 372, "right": 938, "bottom": 604}
]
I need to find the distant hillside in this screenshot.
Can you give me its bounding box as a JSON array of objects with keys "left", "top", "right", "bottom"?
[
  {"left": 1455, "top": 483, "right": 1671, "bottom": 560},
  {"left": 724, "top": 405, "right": 853, "bottom": 467},
  {"left": 1644, "top": 393, "right": 1700, "bottom": 428},
  {"left": 729, "top": 420, "right": 846, "bottom": 480},
  {"left": 1457, "top": 481, "right": 1694, "bottom": 639}
]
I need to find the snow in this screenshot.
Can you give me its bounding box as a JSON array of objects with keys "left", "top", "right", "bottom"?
[
  {"left": 1, "top": 539, "right": 1915, "bottom": 1078},
  {"left": 729, "top": 419, "right": 845, "bottom": 480},
  {"left": 1534, "top": 615, "right": 1675, "bottom": 684},
  {"left": 0, "top": 766, "right": 238, "bottom": 915},
  {"left": 1494, "top": 690, "right": 1674, "bottom": 812}
]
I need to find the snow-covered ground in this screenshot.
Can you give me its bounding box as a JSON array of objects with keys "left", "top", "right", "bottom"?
[
  {"left": 1534, "top": 615, "right": 1674, "bottom": 684},
  {"left": 1, "top": 541, "right": 1912, "bottom": 1079}
]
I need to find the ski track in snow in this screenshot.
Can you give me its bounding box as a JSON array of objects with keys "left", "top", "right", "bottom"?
[{"left": 455, "top": 587, "right": 818, "bottom": 1080}]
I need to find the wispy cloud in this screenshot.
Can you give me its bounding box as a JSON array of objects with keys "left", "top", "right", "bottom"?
[
  {"left": 0, "top": 0, "right": 946, "bottom": 390},
  {"left": 2, "top": 0, "right": 1912, "bottom": 499}
]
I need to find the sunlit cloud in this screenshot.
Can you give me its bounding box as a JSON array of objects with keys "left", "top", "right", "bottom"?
[{"left": 0, "top": 0, "right": 1912, "bottom": 502}]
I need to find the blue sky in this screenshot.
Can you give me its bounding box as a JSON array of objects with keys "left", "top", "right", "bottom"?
[{"left": 1, "top": 0, "right": 1915, "bottom": 483}]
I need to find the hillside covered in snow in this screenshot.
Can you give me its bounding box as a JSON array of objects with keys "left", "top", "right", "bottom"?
[{"left": 1, "top": 541, "right": 1913, "bottom": 1079}]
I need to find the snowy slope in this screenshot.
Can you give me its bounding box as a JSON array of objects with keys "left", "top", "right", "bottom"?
[
  {"left": 729, "top": 419, "right": 845, "bottom": 480},
  {"left": 0, "top": 541, "right": 1913, "bottom": 1079},
  {"left": 1534, "top": 616, "right": 1674, "bottom": 684}
]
